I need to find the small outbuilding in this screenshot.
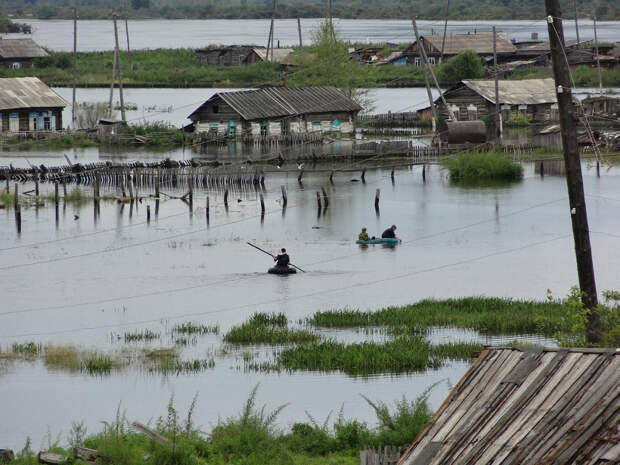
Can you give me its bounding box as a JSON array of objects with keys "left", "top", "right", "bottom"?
[
  {"left": 399, "top": 346, "right": 620, "bottom": 465},
  {"left": 188, "top": 86, "right": 363, "bottom": 137},
  {"left": 195, "top": 45, "right": 257, "bottom": 67},
  {"left": 244, "top": 48, "right": 294, "bottom": 65},
  {"left": 0, "top": 77, "right": 68, "bottom": 132},
  {"left": 581, "top": 95, "right": 620, "bottom": 117},
  {"left": 0, "top": 38, "right": 48, "bottom": 69}
]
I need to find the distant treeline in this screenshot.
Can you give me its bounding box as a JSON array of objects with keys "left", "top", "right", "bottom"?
[
  {"left": 1, "top": 0, "right": 618, "bottom": 20},
  {"left": 0, "top": 12, "right": 31, "bottom": 32}
]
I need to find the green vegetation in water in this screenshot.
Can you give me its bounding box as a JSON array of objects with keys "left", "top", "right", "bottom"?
[
  {"left": 447, "top": 151, "right": 524, "bottom": 182},
  {"left": 7, "top": 385, "right": 434, "bottom": 465},
  {"left": 123, "top": 329, "right": 161, "bottom": 343},
  {"left": 224, "top": 312, "right": 319, "bottom": 345},
  {"left": 172, "top": 322, "right": 220, "bottom": 336},
  {"left": 256, "top": 338, "right": 481, "bottom": 376},
  {"left": 504, "top": 113, "right": 532, "bottom": 127},
  {"left": 4, "top": 134, "right": 98, "bottom": 150}
]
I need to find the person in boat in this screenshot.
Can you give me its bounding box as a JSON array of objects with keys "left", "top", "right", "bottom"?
[
  {"left": 274, "top": 248, "right": 290, "bottom": 268},
  {"left": 381, "top": 225, "right": 401, "bottom": 242},
  {"left": 358, "top": 227, "right": 370, "bottom": 241}
]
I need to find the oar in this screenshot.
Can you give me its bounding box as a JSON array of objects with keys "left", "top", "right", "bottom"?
[{"left": 246, "top": 242, "right": 306, "bottom": 273}]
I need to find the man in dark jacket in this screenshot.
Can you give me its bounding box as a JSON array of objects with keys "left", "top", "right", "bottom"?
[
  {"left": 274, "top": 248, "right": 290, "bottom": 267},
  {"left": 381, "top": 225, "right": 401, "bottom": 242}
]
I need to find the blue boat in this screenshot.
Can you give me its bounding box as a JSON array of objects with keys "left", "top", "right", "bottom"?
[{"left": 356, "top": 238, "right": 399, "bottom": 245}]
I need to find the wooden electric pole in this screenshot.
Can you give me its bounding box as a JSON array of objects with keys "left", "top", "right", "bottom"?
[
  {"left": 112, "top": 14, "right": 126, "bottom": 122},
  {"left": 125, "top": 16, "right": 133, "bottom": 71},
  {"left": 297, "top": 17, "right": 302, "bottom": 47},
  {"left": 593, "top": 15, "right": 602, "bottom": 95},
  {"left": 412, "top": 18, "right": 438, "bottom": 133},
  {"left": 72, "top": 6, "right": 77, "bottom": 128},
  {"left": 108, "top": 46, "right": 117, "bottom": 118},
  {"left": 493, "top": 26, "right": 501, "bottom": 139},
  {"left": 573, "top": 0, "right": 580, "bottom": 46},
  {"left": 440, "top": 0, "right": 450, "bottom": 63},
  {"left": 546, "top": 0, "right": 600, "bottom": 343}
]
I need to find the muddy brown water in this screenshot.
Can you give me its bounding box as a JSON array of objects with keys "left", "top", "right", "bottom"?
[{"left": 1, "top": 153, "right": 620, "bottom": 450}]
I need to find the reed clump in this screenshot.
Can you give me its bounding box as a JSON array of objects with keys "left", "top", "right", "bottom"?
[
  {"left": 172, "top": 322, "right": 220, "bottom": 336},
  {"left": 224, "top": 312, "right": 319, "bottom": 345},
  {"left": 447, "top": 151, "right": 523, "bottom": 181},
  {"left": 124, "top": 329, "right": 160, "bottom": 343}
]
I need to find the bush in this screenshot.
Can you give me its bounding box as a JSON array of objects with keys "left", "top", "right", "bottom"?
[
  {"left": 447, "top": 151, "right": 523, "bottom": 181},
  {"left": 437, "top": 50, "right": 484, "bottom": 83}
]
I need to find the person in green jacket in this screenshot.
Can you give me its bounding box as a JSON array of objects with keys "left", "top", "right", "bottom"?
[{"left": 358, "top": 227, "right": 370, "bottom": 241}]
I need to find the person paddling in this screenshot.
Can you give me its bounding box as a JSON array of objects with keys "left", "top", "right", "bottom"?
[
  {"left": 381, "top": 224, "right": 401, "bottom": 243},
  {"left": 274, "top": 248, "right": 290, "bottom": 268}
]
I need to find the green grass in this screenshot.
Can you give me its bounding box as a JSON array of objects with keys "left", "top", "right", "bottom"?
[
  {"left": 224, "top": 312, "right": 319, "bottom": 345},
  {"left": 260, "top": 338, "right": 481, "bottom": 376},
  {"left": 447, "top": 151, "right": 524, "bottom": 182},
  {"left": 309, "top": 298, "right": 570, "bottom": 336},
  {"left": 83, "top": 354, "right": 115, "bottom": 375},
  {"left": 172, "top": 322, "right": 220, "bottom": 336},
  {"left": 124, "top": 329, "right": 161, "bottom": 343}
]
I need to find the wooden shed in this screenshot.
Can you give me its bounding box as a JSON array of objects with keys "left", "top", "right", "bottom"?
[
  {"left": 581, "top": 96, "right": 620, "bottom": 117},
  {"left": 0, "top": 38, "right": 48, "bottom": 69},
  {"left": 398, "top": 347, "right": 620, "bottom": 465},
  {"left": 244, "top": 48, "right": 294, "bottom": 65},
  {"left": 428, "top": 78, "right": 558, "bottom": 124},
  {"left": 404, "top": 32, "right": 516, "bottom": 66},
  {"left": 0, "top": 77, "right": 67, "bottom": 132},
  {"left": 188, "top": 86, "right": 362, "bottom": 137},
  {"left": 195, "top": 45, "right": 258, "bottom": 67}
]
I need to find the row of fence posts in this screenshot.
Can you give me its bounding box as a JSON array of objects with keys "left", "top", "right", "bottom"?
[{"left": 7, "top": 164, "right": 431, "bottom": 234}]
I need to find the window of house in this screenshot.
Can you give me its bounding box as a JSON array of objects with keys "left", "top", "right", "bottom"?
[
  {"left": 44, "top": 116, "right": 51, "bottom": 130},
  {"left": 414, "top": 57, "right": 421, "bottom": 67},
  {"left": 260, "top": 121, "right": 268, "bottom": 137},
  {"left": 280, "top": 120, "right": 290, "bottom": 136},
  {"left": 467, "top": 104, "right": 477, "bottom": 121},
  {"left": 428, "top": 57, "right": 436, "bottom": 65},
  {"left": 12, "top": 62, "right": 21, "bottom": 69}
]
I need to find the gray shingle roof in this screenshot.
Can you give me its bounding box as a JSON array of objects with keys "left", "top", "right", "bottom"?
[
  {"left": 423, "top": 32, "right": 516, "bottom": 55},
  {"left": 461, "top": 78, "right": 557, "bottom": 105},
  {"left": 189, "top": 86, "right": 363, "bottom": 121},
  {"left": 399, "top": 347, "right": 620, "bottom": 465},
  {"left": 0, "top": 77, "right": 68, "bottom": 111},
  {"left": 0, "top": 38, "right": 48, "bottom": 59}
]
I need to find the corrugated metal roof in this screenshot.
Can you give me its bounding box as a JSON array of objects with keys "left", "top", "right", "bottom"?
[
  {"left": 399, "top": 347, "right": 620, "bottom": 465},
  {"left": 251, "top": 48, "right": 295, "bottom": 63},
  {"left": 189, "top": 86, "right": 363, "bottom": 121},
  {"left": 0, "top": 38, "right": 48, "bottom": 59},
  {"left": 461, "top": 78, "right": 557, "bottom": 105},
  {"left": 423, "top": 32, "right": 516, "bottom": 55},
  {"left": 0, "top": 77, "right": 68, "bottom": 111}
]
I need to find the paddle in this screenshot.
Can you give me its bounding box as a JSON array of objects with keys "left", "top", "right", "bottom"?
[{"left": 246, "top": 242, "right": 306, "bottom": 273}]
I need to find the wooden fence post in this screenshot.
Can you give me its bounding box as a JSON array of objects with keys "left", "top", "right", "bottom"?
[{"left": 375, "top": 188, "right": 380, "bottom": 211}]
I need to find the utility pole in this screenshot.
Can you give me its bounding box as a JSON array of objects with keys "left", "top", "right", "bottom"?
[
  {"left": 72, "top": 5, "right": 77, "bottom": 128},
  {"left": 297, "top": 17, "right": 302, "bottom": 47},
  {"left": 125, "top": 16, "right": 133, "bottom": 71},
  {"left": 440, "top": 0, "right": 450, "bottom": 64},
  {"left": 328, "top": 0, "right": 335, "bottom": 42},
  {"left": 266, "top": 0, "right": 276, "bottom": 61},
  {"left": 112, "top": 14, "right": 126, "bottom": 122},
  {"left": 412, "top": 18, "right": 438, "bottom": 133},
  {"left": 593, "top": 15, "right": 602, "bottom": 95},
  {"left": 573, "top": 0, "right": 580, "bottom": 46},
  {"left": 493, "top": 26, "right": 502, "bottom": 139},
  {"left": 108, "top": 46, "right": 117, "bottom": 118},
  {"left": 546, "top": 0, "right": 600, "bottom": 343},
  {"left": 413, "top": 17, "right": 455, "bottom": 121}
]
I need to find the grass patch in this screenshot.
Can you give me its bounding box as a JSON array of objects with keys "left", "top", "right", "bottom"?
[
  {"left": 83, "top": 354, "right": 114, "bottom": 375},
  {"left": 224, "top": 312, "right": 319, "bottom": 345},
  {"left": 446, "top": 151, "right": 523, "bottom": 182},
  {"left": 43, "top": 344, "right": 82, "bottom": 372},
  {"left": 259, "top": 338, "right": 481, "bottom": 376},
  {"left": 123, "top": 329, "right": 160, "bottom": 343},
  {"left": 172, "top": 322, "right": 220, "bottom": 336},
  {"left": 309, "top": 298, "right": 569, "bottom": 336}
]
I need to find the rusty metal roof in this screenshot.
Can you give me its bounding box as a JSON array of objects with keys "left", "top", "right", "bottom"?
[
  {"left": 0, "top": 77, "right": 68, "bottom": 111},
  {"left": 0, "top": 38, "right": 48, "bottom": 59},
  {"left": 189, "top": 86, "right": 363, "bottom": 121},
  {"left": 422, "top": 32, "right": 516, "bottom": 55},
  {"left": 399, "top": 347, "right": 620, "bottom": 465},
  {"left": 460, "top": 78, "right": 557, "bottom": 105}
]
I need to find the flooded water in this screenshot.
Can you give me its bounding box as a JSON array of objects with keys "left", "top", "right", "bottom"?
[
  {"left": 1, "top": 150, "right": 620, "bottom": 449},
  {"left": 6, "top": 18, "right": 620, "bottom": 52}
]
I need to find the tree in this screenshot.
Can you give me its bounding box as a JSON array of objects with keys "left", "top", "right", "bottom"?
[{"left": 437, "top": 50, "right": 484, "bottom": 83}]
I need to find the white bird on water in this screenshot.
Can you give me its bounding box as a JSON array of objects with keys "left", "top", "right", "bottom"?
[{"left": 297, "top": 163, "right": 304, "bottom": 170}]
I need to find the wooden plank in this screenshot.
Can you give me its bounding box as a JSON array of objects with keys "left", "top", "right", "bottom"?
[
  {"left": 131, "top": 421, "right": 169, "bottom": 444},
  {"left": 37, "top": 452, "right": 68, "bottom": 465},
  {"left": 73, "top": 446, "right": 101, "bottom": 461}
]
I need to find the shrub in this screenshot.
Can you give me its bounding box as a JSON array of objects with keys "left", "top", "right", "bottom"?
[{"left": 447, "top": 151, "right": 523, "bottom": 181}]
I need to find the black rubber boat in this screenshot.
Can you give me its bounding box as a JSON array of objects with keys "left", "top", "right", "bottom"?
[{"left": 268, "top": 266, "right": 297, "bottom": 275}]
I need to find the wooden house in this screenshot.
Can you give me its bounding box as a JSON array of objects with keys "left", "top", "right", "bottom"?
[
  {"left": 0, "top": 77, "right": 68, "bottom": 132},
  {"left": 581, "top": 95, "right": 620, "bottom": 117},
  {"left": 403, "top": 32, "right": 516, "bottom": 66},
  {"left": 195, "top": 45, "right": 258, "bottom": 67},
  {"left": 0, "top": 38, "right": 48, "bottom": 69},
  {"left": 188, "top": 86, "right": 362, "bottom": 137},
  {"left": 243, "top": 48, "right": 295, "bottom": 65},
  {"left": 420, "top": 78, "right": 558, "bottom": 123},
  {"left": 398, "top": 347, "right": 620, "bottom": 465},
  {"left": 349, "top": 47, "right": 384, "bottom": 64}
]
